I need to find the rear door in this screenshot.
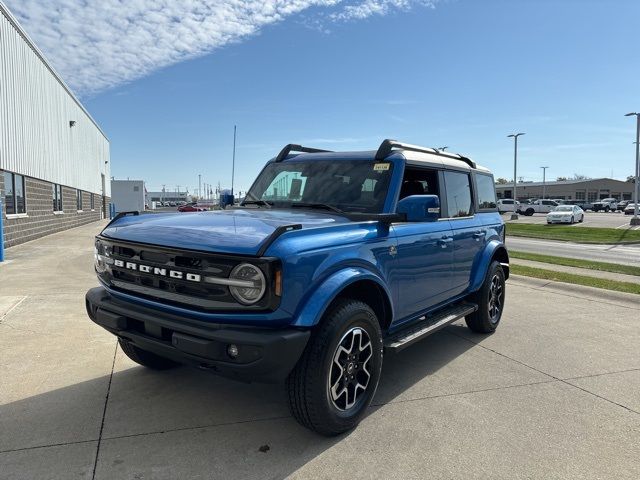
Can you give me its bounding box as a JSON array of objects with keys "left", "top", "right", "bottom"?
[{"left": 443, "top": 170, "right": 484, "bottom": 295}]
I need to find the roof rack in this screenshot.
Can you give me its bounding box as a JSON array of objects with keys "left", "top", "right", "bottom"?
[
  {"left": 275, "top": 144, "right": 333, "bottom": 162},
  {"left": 375, "top": 139, "right": 477, "bottom": 169}
]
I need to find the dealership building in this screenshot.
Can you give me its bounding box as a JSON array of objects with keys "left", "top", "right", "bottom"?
[
  {"left": 1, "top": 2, "right": 110, "bottom": 250},
  {"left": 495, "top": 178, "right": 634, "bottom": 203}
]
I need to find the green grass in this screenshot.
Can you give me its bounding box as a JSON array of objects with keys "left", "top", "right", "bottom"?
[
  {"left": 506, "top": 223, "right": 640, "bottom": 244},
  {"left": 509, "top": 251, "right": 640, "bottom": 277},
  {"left": 511, "top": 265, "right": 640, "bottom": 295}
]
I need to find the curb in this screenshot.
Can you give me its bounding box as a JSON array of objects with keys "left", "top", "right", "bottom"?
[{"left": 508, "top": 275, "right": 640, "bottom": 308}]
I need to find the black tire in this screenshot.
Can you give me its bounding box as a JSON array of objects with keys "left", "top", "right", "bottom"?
[
  {"left": 570, "top": 216, "right": 574, "bottom": 224},
  {"left": 465, "top": 261, "right": 506, "bottom": 334},
  {"left": 118, "top": 338, "right": 180, "bottom": 370},
  {"left": 579, "top": 215, "right": 584, "bottom": 223},
  {"left": 526, "top": 208, "right": 534, "bottom": 216},
  {"left": 605, "top": 206, "right": 610, "bottom": 212},
  {"left": 286, "top": 299, "right": 383, "bottom": 436}
]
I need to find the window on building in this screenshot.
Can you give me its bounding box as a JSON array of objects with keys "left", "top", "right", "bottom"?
[
  {"left": 3, "top": 171, "right": 26, "bottom": 215},
  {"left": 52, "top": 184, "right": 63, "bottom": 212},
  {"left": 575, "top": 191, "right": 585, "bottom": 201},
  {"left": 475, "top": 174, "right": 497, "bottom": 210},
  {"left": 77, "top": 189, "right": 83, "bottom": 211},
  {"left": 90, "top": 193, "right": 95, "bottom": 210},
  {"left": 444, "top": 171, "right": 473, "bottom": 218}
]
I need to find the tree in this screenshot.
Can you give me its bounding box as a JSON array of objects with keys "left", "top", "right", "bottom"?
[
  {"left": 571, "top": 174, "right": 590, "bottom": 180},
  {"left": 556, "top": 176, "right": 568, "bottom": 181},
  {"left": 495, "top": 177, "right": 510, "bottom": 184},
  {"left": 627, "top": 176, "right": 636, "bottom": 183}
]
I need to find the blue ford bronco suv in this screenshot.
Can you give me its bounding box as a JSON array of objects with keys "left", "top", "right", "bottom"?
[{"left": 86, "top": 139, "right": 508, "bottom": 436}]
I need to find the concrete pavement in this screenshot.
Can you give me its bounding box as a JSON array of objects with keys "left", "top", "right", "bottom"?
[{"left": 1, "top": 222, "right": 639, "bottom": 480}]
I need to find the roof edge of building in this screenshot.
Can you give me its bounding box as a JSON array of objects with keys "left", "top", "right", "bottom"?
[{"left": 0, "top": 1, "right": 109, "bottom": 141}]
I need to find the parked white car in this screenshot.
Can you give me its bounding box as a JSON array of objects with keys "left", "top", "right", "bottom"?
[
  {"left": 624, "top": 203, "right": 638, "bottom": 215},
  {"left": 497, "top": 199, "right": 520, "bottom": 213},
  {"left": 520, "top": 199, "right": 559, "bottom": 216},
  {"left": 547, "top": 205, "right": 584, "bottom": 224}
]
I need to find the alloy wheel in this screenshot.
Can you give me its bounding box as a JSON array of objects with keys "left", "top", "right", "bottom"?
[
  {"left": 328, "top": 327, "right": 373, "bottom": 411},
  {"left": 487, "top": 274, "right": 504, "bottom": 322}
]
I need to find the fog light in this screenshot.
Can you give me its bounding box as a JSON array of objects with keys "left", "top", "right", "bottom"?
[{"left": 227, "top": 344, "right": 239, "bottom": 359}]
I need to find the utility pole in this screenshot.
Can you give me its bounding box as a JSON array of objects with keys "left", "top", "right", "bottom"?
[
  {"left": 231, "top": 125, "right": 237, "bottom": 196},
  {"left": 540, "top": 166, "right": 549, "bottom": 199},
  {"left": 507, "top": 133, "right": 526, "bottom": 220},
  {"left": 625, "top": 113, "right": 640, "bottom": 225},
  {"left": 198, "top": 174, "right": 201, "bottom": 200},
  {"left": 439, "top": 146, "right": 448, "bottom": 151},
  {"left": 162, "top": 184, "right": 165, "bottom": 203}
]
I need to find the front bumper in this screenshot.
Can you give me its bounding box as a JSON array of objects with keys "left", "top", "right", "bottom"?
[
  {"left": 547, "top": 217, "right": 573, "bottom": 223},
  {"left": 85, "top": 287, "right": 310, "bottom": 383}
]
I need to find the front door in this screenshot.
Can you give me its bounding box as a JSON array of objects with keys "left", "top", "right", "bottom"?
[{"left": 390, "top": 166, "right": 453, "bottom": 323}]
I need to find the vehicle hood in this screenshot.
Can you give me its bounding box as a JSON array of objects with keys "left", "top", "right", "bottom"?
[{"left": 100, "top": 209, "right": 351, "bottom": 255}]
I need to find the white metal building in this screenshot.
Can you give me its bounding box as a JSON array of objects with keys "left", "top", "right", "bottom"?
[{"left": 0, "top": 1, "right": 110, "bottom": 248}]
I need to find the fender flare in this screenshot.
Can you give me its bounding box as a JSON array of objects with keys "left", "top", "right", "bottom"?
[
  {"left": 292, "top": 267, "right": 393, "bottom": 328},
  {"left": 469, "top": 240, "right": 510, "bottom": 292}
]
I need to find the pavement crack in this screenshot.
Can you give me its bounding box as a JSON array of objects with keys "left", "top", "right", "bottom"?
[
  {"left": 0, "top": 296, "right": 28, "bottom": 324},
  {"left": 448, "top": 330, "right": 640, "bottom": 416},
  {"left": 370, "top": 379, "right": 559, "bottom": 407},
  {"left": 0, "top": 438, "right": 98, "bottom": 455},
  {"left": 562, "top": 367, "right": 640, "bottom": 381},
  {"left": 91, "top": 340, "right": 118, "bottom": 480}
]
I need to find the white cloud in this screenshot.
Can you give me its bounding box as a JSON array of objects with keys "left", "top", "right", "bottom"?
[{"left": 6, "top": 1, "right": 437, "bottom": 96}]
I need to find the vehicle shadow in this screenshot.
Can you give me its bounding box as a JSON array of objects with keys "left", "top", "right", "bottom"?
[{"left": 0, "top": 326, "right": 481, "bottom": 479}]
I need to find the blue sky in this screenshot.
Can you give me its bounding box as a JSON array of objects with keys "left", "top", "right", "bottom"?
[{"left": 10, "top": 0, "right": 640, "bottom": 195}]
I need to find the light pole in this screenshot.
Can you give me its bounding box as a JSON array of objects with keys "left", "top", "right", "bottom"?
[
  {"left": 198, "top": 174, "right": 202, "bottom": 200},
  {"left": 507, "top": 133, "right": 526, "bottom": 220},
  {"left": 625, "top": 113, "right": 640, "bottom": 225},
  {"left": 439, "top": 146, "right": 448, "bottom": 151},
  {"left": 540, "top": 166, "right": 549, "bottom": 199}
]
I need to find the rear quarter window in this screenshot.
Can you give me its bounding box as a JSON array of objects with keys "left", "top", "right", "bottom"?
[{"left": 475, "top": 174, "right": 497, "bottom": 210}]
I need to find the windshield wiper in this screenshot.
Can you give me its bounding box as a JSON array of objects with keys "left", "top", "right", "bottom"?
[
  {"left": 242, "top": 200, "right": 273, "bottom": 208},
  {"left": 291, "top": 202, "right": 346, "bottom": 215}
]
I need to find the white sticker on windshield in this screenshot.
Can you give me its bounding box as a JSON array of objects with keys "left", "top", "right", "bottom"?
[{"left": 373, "top": 163, "right": 390, "bottom": 171}]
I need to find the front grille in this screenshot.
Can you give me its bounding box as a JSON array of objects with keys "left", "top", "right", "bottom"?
[{"left": 96, "top": 237, "right": 279, "bottom": 312}]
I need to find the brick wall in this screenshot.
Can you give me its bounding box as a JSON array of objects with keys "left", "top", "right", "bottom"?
[{"left": 2, "top": 173, "right": 104, "bottom": 248}]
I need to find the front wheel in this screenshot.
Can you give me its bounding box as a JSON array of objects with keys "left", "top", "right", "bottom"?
[
  {"left": 465, "top": 261, "right": 506, "bottom": 333},
  {"left": 286, "top": 299, "right": 383, "bottom": 436},
  {"left": 570, "top": 216, "right": 575, "bottom": 224}
]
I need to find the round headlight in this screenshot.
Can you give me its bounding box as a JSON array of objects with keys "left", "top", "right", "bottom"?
[{"left": 228, "top": 263, "right": 266, "bottom": 305}]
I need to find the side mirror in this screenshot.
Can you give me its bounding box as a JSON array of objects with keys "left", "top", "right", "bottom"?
[{"left": 397, "top": 195, "right": 440, "bottom": 222}]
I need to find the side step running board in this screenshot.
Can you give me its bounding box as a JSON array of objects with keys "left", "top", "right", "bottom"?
[{"left": 384, "top": 302, "right": 478, "bottom": 353}]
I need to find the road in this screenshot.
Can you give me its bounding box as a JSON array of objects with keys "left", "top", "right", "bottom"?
[
  {"left": 507, "top": 236, "right": 640, "bottom": 266},
  {"left": 1, "top": 222, "right": 639, "bottom": 479},
  {"left": 503, "top": 211, "right": 640, "bottom": 229}
]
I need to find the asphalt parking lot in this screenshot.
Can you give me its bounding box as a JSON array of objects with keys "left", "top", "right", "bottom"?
[
  {"left": 503, "top": 210, "right": 640, "bottom": 229},
  {"left": 1, "top": 222, "right": 639, "bottom": 480}
]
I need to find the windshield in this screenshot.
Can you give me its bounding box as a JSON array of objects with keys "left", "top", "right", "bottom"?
[
  {"left": 555, "top": 206, "right": 574, "bottom": 212},
  {"left": 244, "top": 159, "right": 393, "bottom": 213}
]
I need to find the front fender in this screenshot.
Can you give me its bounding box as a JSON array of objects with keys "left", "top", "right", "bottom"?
[
  {"left": 292, "top": 267, "right": 392, "bottom": 328},
  {"left": 469, "top": 240, "right": 509, "bottom": 292}
]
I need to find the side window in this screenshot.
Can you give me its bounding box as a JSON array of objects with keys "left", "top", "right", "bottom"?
[
  {"left": 444, "top": 171, "right": 473, "bottom": 218},
  {"left": 399, "top": 166, "right": 440, "bottom": 200},
  {"left": 52, "top": 184, "right": 63, "bottom": 212},
  {"left": 475, "top": 174, "right": 497, "bottom": 210}
]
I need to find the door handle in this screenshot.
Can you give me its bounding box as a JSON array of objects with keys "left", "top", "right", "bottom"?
[
  {"left": 438, "top": 236, "right": 453, "bottom": 248},
  {"left": 473, "top": 231, "right": 484, "bottom": 241}
]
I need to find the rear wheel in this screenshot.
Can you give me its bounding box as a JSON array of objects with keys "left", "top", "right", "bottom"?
[
  {"left": 118, "top": 338, "right": 180, "bottom": 370},
  {"left": 286, "top": 299, "right": 383, "bottom": 436},
  {"left": 465, "top": 261, "right": 506, "bottom": 333}
]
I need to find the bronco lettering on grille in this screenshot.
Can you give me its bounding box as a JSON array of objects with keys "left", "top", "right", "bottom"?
[{"left": 112, "top": 259, "right": 201, "bottom": 282}]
